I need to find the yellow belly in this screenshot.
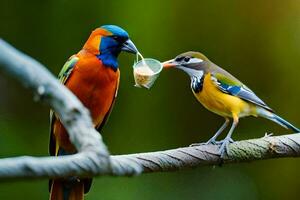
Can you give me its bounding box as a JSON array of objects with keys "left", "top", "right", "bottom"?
[{"left": 193, "top": 73, "right": 256, "bottom": 118}]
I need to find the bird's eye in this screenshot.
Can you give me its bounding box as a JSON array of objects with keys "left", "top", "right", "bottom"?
[
  {"left": 112, "top": 36, "right": 127, "bottom": 43},
  {"left": 175, "top": 56, "right": 184, "bottom": 62},
  {"left": 184, "top": 57, "right": 190, "bottom": 62}
]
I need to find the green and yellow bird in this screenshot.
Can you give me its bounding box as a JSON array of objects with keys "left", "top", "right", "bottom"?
[{"left": 163, "top": 51, "right": 299, "bottom": 157}]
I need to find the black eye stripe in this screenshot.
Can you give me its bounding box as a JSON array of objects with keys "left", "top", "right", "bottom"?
[
  {"left": 175, "top": 56, "right": 191, "bottom": 62},
  {"left": 184, "top": 57, "right": 190, "bottom": 62},
  {"left": 175, "top": 56, "right": 184, "bottom": 62}
]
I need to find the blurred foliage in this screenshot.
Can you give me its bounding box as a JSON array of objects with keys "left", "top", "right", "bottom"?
[{"left": 1, "top": 0, "right": 300, "bottom": 199}]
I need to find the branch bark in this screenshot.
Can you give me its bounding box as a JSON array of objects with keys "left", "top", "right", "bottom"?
[
  {"left": 0, "top": 133, "right": 300, "bottom": 179},
  {"left": 111, "top": 133, "right": 300, "bottom": 175},
  {"left": 0, "top": 39, "right": 299, "bottom": 180},
  {"left": 0, "top": 39, "right": 111, "bottom": 178}
]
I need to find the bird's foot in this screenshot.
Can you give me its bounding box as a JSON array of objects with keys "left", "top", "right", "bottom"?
[
  {"left": 190, "top": 138, "right": 219, "bottom": 147},
  {"left": 217, "top": 138, "right": 234, "bottom": 158},
  {"left": 263, "top": 132, "right": 273, "bottom": 138},
  {"left": 215, "top": 138, "right": 234, "bottom": 145}
]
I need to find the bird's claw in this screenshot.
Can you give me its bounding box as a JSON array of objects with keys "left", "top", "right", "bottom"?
[
  {"left": 206, "top": 138, "right": 219, "bottom": 145},
  {"left": 217, "top": 138, "right": 234, "bottom": 158},
  {"left": 189, "top": 139, "right": 218, "bottom": 147},
  {"left": 215, "top": 138, "right": 234, "bottom": 144},
  {"left": 263, "top": 132, "right": 273, "bottom": 138}
]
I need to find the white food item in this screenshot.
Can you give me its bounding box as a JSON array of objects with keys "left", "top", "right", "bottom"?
[
  {"left": 134, "top": 65, "right": 155, "bottom": 75},
  {"left": 133, "top": 57, "right": 162, "bottom": 89},
  {"left": 133, "top": 65, "right": 156, "bottom": 88}
]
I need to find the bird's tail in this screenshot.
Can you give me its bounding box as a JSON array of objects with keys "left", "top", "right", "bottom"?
[
  {"left": 49, "top": 179, "right": 84, "bottom": 200},
  {"left": 257, "top": 108, "right": 300, "bottom": 133}
]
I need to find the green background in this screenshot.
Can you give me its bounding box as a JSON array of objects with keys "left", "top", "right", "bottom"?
[{"left": 1, "top": 0, "right": 300, "bottom": 199}]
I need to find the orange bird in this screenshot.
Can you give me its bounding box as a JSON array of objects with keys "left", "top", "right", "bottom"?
[{"left": 49, "top": 25, "right": 138, "bottom": 200}]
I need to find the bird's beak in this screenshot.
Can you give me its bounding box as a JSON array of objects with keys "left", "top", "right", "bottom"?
[
  {"left": 162, "top": 59, "right": 178, "bottom": 69},
  {"left": 121, "top": 39, "right": 138, "bottom": 54}
]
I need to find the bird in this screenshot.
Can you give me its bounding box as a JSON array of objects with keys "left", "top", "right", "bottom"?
[
  {"left": 162, "top": 51, "right": 299, "bottom": 157},
  {"left": 49, "top": 25, "right": 138, "bottom": 200}
]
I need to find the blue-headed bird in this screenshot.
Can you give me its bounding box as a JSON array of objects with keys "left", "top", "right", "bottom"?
[
  {"left": 49, "top": 25, "right": 138, "bottom": 200},
  {"left": 163, "top": 51, "right": 299, "bottom": 157}
]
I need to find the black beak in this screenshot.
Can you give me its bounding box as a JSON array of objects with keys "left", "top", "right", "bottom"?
[{"left": 121, "top": 39, "right": 138, "bottom": 54}]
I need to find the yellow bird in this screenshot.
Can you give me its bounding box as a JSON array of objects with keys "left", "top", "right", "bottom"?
[{"left": 163, "top": 51, "right": 299, "bottom": 157}]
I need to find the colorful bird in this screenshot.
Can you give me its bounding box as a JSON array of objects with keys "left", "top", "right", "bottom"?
[
  {"left": 163, "top": 51, "right": 299, "bottom": 157},
  {"left": 49, "top": 25, "right": 138, "bottom": 200}
]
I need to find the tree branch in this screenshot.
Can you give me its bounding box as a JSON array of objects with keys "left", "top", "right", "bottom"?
[
  {"left": 111, "top": 133, "right": 300, "bottom": 175},
  {"left": 0, "top": 133, "right": 299, "bottom": 179},
  {"left": 0, "top": 39, "right": 111, "bottom": 178},
  {"left": 0, "top": 39, "right": 299, "bottom": 180}
]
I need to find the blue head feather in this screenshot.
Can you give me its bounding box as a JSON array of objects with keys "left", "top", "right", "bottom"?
[
  {"left": 97, "top": 25, "right": 129, "bottom": 71},
  {"left": 101, "top": 25, "right": 129, "bottom": 38}
]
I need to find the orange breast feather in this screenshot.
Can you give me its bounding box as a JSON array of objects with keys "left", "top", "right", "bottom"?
[{"left": 53, "top": 51, "right": 119, "bottom": 153}]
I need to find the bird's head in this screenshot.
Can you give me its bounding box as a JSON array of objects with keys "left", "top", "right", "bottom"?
[
  {"left": 83, "top": 25, "right": 138, "bottom": 70},
  {"left": 162, "top": 51, "right": 209, "bottom": 77}
]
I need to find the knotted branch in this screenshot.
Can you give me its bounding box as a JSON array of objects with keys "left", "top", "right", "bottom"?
[{"left": 0, "top": 39, "right": 299, "bottom": 180}]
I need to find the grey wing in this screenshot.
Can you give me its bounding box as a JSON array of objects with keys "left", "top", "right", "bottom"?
[
  {"left": 210, "top": 63, "right": 273, "bottom": 112},
  {"left": 236, "top": 85, "right": 273, "bottom": 112}
]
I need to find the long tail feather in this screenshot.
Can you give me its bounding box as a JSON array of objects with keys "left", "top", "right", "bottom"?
[
  {"left": 257, "top": 108, "right": 300, "bottom": 133},
  {"left": 50, "top": 179, "right": 84, "bottom": 200}
]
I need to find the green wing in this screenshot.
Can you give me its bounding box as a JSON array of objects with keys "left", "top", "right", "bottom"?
[
  {"left": 48, "top": 55, "right": 94, "bottom": 193},
  {"left": 214, "top": 73, "right": 242, "bottom": 87},
  {"left": 213, "top": 72, "right": 273, "bottom": 112},
  {"left": 49, "top": 55, "right": 79, "bottom": 156},
  {"left": 58, "top": 55, "right": 79, "bottom": 84}
]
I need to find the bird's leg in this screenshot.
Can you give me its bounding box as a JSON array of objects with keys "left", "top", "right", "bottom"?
[
  {"left": 206, "top": 118, "right": 230, "bottom": 144},
  {"left": 218, "top": 115, "right": 239, "bottom": 158},
  {"left": 190, "top": 118, "right": 230, "bottom": 146}
]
